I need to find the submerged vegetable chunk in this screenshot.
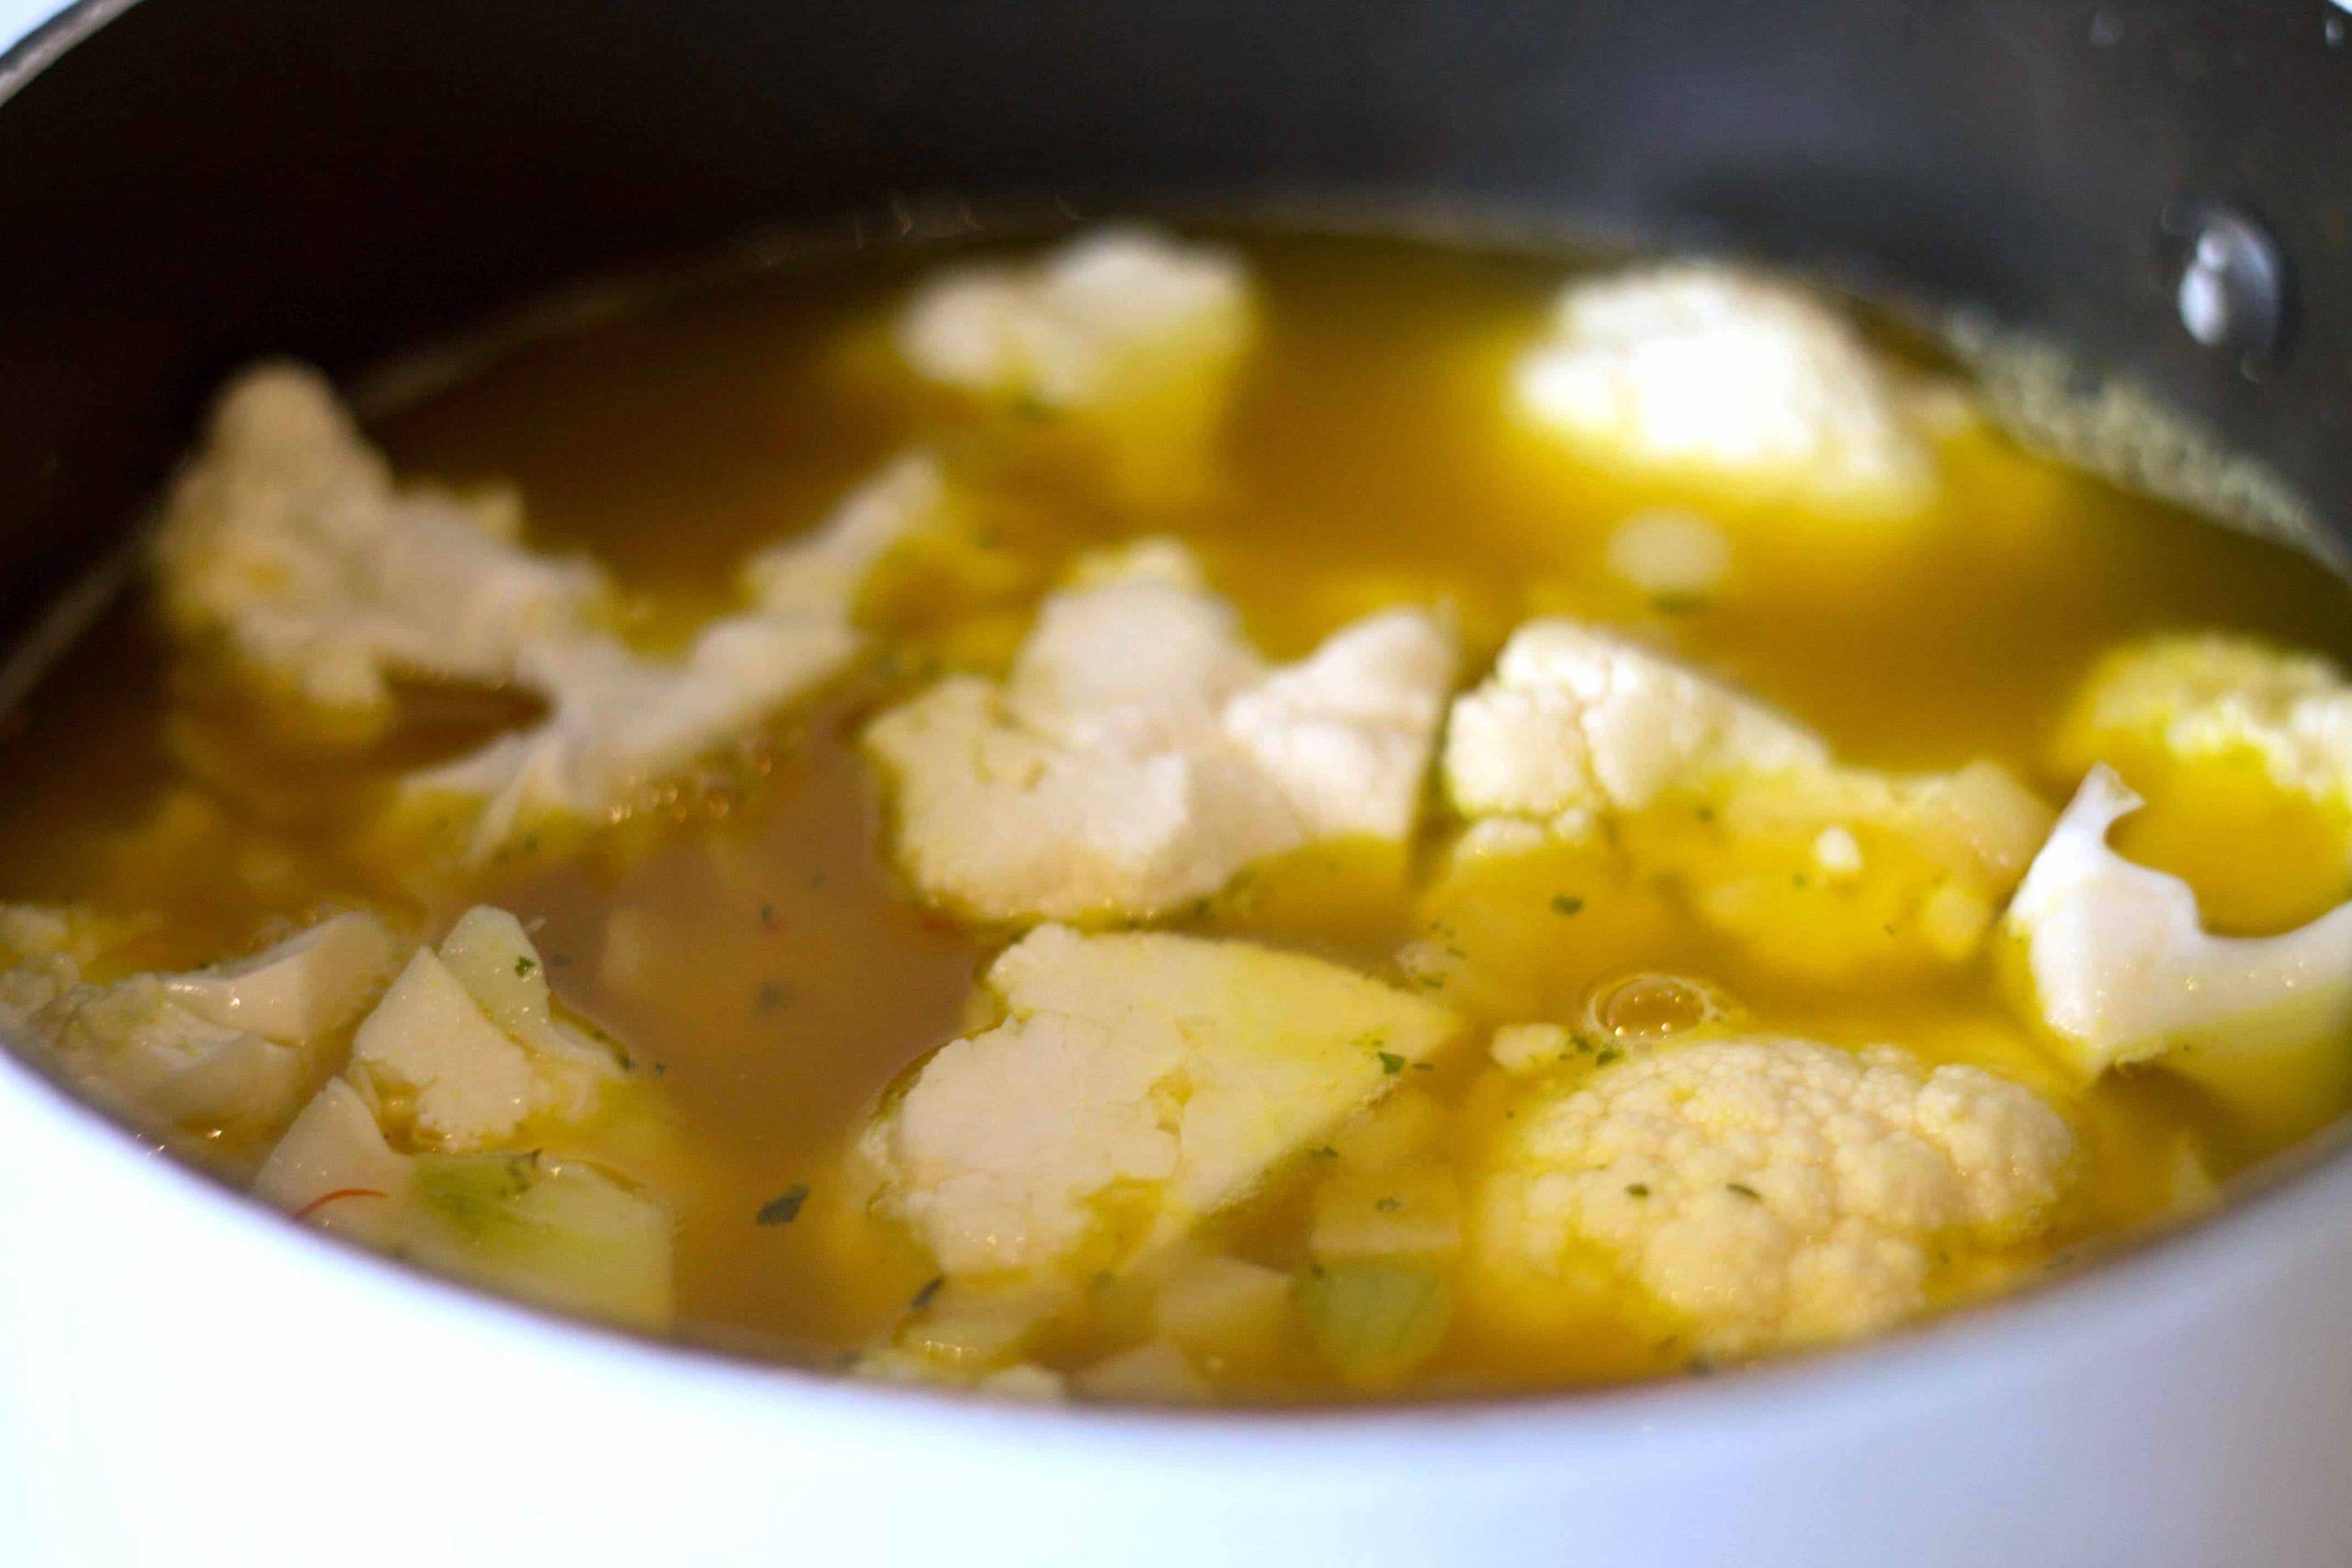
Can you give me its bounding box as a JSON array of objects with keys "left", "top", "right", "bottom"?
[
  {"left": 155, "top": 365, "right": 605, "bottom": 728},
  {"left": 1476, "top": 1036, "right": 2075, "bottom": 1357},
  {"left": 863, "top": 924, "right": 1464, "bottom": 1280},
  {"left": 1444, "top": 618, "right": 1826, "bottom": 833},
  {"left": 0, "top": 909, "right": 397, "bottom": 1143},
  {"left": 349, "top": 906, "right": 623, "bottom": 1151},
  {"left": 1442, "top": 620, "right": 2052, "bottom": 976},
  {"left": 865, "top": 542, "right": 1456, "bottom": 922},
  {"left": 2051, "top": 633, "right": 2352, "bottom": 928},
  {"left": 2003, "top": 766, "right": 2352, "bottom": 1125},
  {"left": 404, "top": 454, "right": 954, "bottom": 861},
  {"left": 1512, "top": 265, "right": 1937, "bottom": 515},
  {"left": 896, "top": 227, "right": 1255, "bottom": 501},
  {"left": 254, "top": 907, "right": 672, "bottom": 1328}
]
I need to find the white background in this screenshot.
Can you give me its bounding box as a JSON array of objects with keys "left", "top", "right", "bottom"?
[{"left": 0, "top": 0, "right": 58, "bottom": 53}]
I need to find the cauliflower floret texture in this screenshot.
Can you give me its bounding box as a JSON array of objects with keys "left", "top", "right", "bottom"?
[
  {"left": 1444, "top": 618, "right": 1828, "bottom": 829},
  {"left": 863, "top": 925, "right": 1464, "bottom": 1280},
  {"left": 1476, "top": 1035, "right": 2075, "bottom": 1356},
  {"left": 1512, "top": 265, "right": 1936, "bottom": 514},
  {"left": 2051, "top": 633, "right": 2352, "bottom": 928},
  {"left": 253, "top": 906, "right": 669, "bottom": 1328},
  {"left": 865, "top": 542, "right": 1456, "bottom": 921},
  {"left": 163, "top": 365, "right": 953, "bottom": 861},
  {"left": 896, "top": 227, "right": 1255, "bottom": 501},
  {"left": 155, "top": 365, "right": 605, "bottom": 725},
  {"left": 0, "top": 909, "right": 397, "bottom": 1141},
  {"left": 401, "top": 453, "right": 951, "bottom": 861},
  {"left": 2004, "top": 765, "right": 2352, "bottom": 1111},
  {"left": 1442, "top": 620, "right": 2052, "bottom": 975},
  {"left": 348, "top": 906, "right": 622, "bottom": 1151}
]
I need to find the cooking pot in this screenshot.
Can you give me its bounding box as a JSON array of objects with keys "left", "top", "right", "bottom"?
[{"left": 0, "top": 3, "right": 2346, "bottom": 1563}]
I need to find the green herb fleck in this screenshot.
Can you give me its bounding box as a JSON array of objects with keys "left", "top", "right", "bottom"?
[
  {"left": 1550, "top": 894, "right": 1585, "bottom": 917},
  {"left": 756, "top": 1184, "right": 810, "bottom": 1226},
  {"left": 1650, "top": 592, "right": 1712, "bottom": 616},
  {"left": 652, "top": 1061, "right": 668, "bottom": 1077},
  {"left": 758, "top": 902, "right": 777, "bottom": 931},
  {"left": 1726, "top": 1182, "right": 1762, "bottom": 1201},
  {"left": 513, "top": 955, "right": 537, "bottom": 978},
  {"left": 1309, "top": 1145, "right": 1340, "bottom": 1160},
  {"left": 909, "top": 1275, "right": 945, "bottom": 1313},
  {"left": 1695, "top": 806, "right": 1717, "bottom": 824},
  {"left": 1374, "top": 1197, "right": 1402, "bottom": 1213},
  {"left": 1377, "top": 1052, "right": 1407, "bottom": 1076},
  {"left": 1626, "top": 1183, "right": 1650, "bottom": 1199},
  {"left": 1594, "top": 1045, "right": 1623, "bottom": 1067},
  {"left": 546, "top": 953, "right": 572, "bottom": 969}
]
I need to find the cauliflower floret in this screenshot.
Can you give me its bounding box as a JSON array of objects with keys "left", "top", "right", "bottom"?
[
  {"left": 0, "top": 903, "right": 146, "bottom": 968},
  {"left": 865, "top": 542, "right": 1456, "bottom": 921},
  {"left": 740, "top": 451, "right": 953, "bottom": 617},
  {"left": 254, "top": 908, "right": 668, "bottom": 1328},
  {"left": 402, "top": 454, "right": 953, "bottom": 862},
  {"left": 1442, "top": 620, "right": 2051, "bottom": 976},
  {"left": 2055, "top": 634, "right": 2352, "bottom": 817},
  {"left": 154, "top": 364, "right": 605, "bottom": 725},
  {"left": 0, "top": 911, "right": 397, "bottom": 1141},
  {"left": 2003, "top": 765, "right": 2352, "bottom": 1106},
  {"left": 863, "top": 924, "right": 1464, "bottom": 1280},
  {"left": 348, "top": 906, "right": 621, "bottom": 1152},
  {"left": 1476, "top": 1035, "right": 2075, "bottom": 1357},
  {"left": 1444, "top": 619, "right": 1826, "bottom": 832},
  {"left": 896, "top": 227, "right": 1255, "bottom": 502},
  {"left": 403, "top": 614, "right": 856, "bottom": 860},
  {"left": 1512, "top": 265, "right": 1936, "bottom": 514},
  {"left": 2051, "top": 633, "right": 2352, "bottom": 928}
]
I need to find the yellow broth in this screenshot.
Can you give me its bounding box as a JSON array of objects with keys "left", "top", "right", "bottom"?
[{"left": 0, "top": 230, "right": 2346, "bottom": 1400}]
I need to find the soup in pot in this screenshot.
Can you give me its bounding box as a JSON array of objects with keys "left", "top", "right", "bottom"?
[{"left": 1, "top": 227, "right": 2346, "bottom": 1403}]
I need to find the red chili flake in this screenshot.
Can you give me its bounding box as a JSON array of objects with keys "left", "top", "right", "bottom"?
[{"left": 289, "top": 1188, "right": 389, "bottom": 1224}]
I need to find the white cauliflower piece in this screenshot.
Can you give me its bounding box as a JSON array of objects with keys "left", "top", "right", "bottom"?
[
  {"left": 1512, "top": 265, "right": 1935, "bottom": 513},
  {"left": 2051, "top": 633, "right": 2352, "bottom": 929},
  {"left": 865, "top": 542, "right": 1456, "bottom": 921},
  {"left": 403, "top": 615, "right": 855, "bottom": 859},
  {"left": 864, "top": 925, "right": 1464, "bottom": 1279},
  {"left": 251, "top": 1077, "right": 417, "bottom": 1247},
  {"left": 1444, "top": 619, "right": 1826, "bottom": 832},
  {"left": 899, "top": 226, "right": 1251, "bottom": 412},
  {"left": 404, "top": 454, "right": 951, "bottom": 861},
  {"left": 2054, "top": 634, "right": 2352, "bottom": 825},
  {"left": 1442, "top": 620, "right": 2051, "bottom": 975},
  {"left": 896, "top": 227, "right": 1255, "bottom": 501},
  {"left": 1476, "top": 1036, "right": 2075, "bottom": 1356},
  {"left": 2003, "top": 765, "right": 2352, "bottom": 1088},
  {"left": 154, "top": 364, "right": 605, "bottom": 723},
  {"left": 348, "top": 906, "right": 619, "bottom": 1152},
  {"left": 740, "top": 451, "right": 951, "bottom": 617},
  {"left": 0, "top": 911, "right": 397, "bottom": 1140}
]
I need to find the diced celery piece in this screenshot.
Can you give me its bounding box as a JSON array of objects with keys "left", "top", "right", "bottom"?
[{"left": 412, "top": 1152, "right": 673, "bottom": 1331}]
